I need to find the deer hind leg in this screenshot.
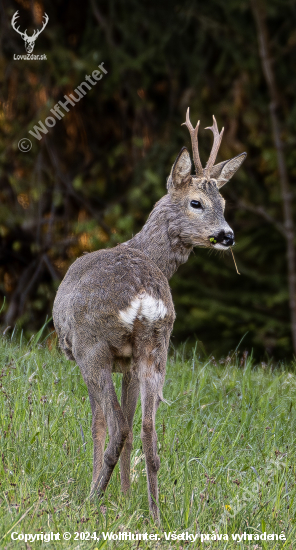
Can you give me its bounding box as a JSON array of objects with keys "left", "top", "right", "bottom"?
[
  {"left": 120, "top": 370, "right": 140, "bottom": 494},
  {"left": 87, "top": 369, "right": 129, "bottom": 497},
  {"left": 139, "top": 346, "right": 167, "bottom": 522},
  {"left": 88, "top": 394, "right": 107, "bottom": 493}
]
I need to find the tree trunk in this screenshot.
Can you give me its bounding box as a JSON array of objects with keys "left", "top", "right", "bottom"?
[{"left": 251, "top": 0, "right": 296, "bottom": 355}]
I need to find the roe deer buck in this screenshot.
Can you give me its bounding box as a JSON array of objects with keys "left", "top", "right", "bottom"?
[{"left": 53, "top": 108, "right": 246, "bottom": 521}]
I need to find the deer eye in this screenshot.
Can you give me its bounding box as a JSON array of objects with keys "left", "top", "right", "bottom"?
[{"left": 190, "top": 200, "right": 202, "bottom": 209}]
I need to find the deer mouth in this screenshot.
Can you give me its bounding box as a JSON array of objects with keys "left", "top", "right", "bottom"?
[
  {"left": 211, "top": 241, "right": 233, "bottom": 250},
  {"left": 209, "top": 232, "right": 235, "bottom": 249}
]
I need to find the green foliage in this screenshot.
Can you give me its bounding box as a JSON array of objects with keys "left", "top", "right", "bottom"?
[
  {"left": 1, "top": 0, "right": 296, "bottom": 358},
  {"left": 1, "top": 337, "right": 296, "bottom": 547}
]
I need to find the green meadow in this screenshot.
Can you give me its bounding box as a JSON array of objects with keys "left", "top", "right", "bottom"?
[{"left": 0, "top": 332, "right": 296, "bottom": 549}]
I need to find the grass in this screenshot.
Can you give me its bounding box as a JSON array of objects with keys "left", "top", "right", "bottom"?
[{"left": 1, "top": 333, "right": 296, "bottom": 549}]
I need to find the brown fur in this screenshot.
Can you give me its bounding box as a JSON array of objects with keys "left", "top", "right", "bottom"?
[{"left": 53, "top": 109, "right": 246, "bottom": 521}]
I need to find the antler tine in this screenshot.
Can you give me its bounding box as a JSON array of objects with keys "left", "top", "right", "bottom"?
[
  {"left": 11, "top": 11, "right": 19, "bottom": 25},
  {"left": 34, "top": 13, "right": 49, "bottom": 38},
  {"left": 181, "top": 107, "right": 203, "bottom": 176},
  {"left": 11, "top": 11, "right": 26, "bottom": 38},
  {"left": 204, "top": 115, "right": 224, "bottom": 177},
  {"left": 41, "top": 13, "right": 49, "bottom": 31}
]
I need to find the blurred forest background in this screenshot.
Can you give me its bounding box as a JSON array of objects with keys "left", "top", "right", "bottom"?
[{"left": 0, "top": 0, "right": 296, "bottom": 360}]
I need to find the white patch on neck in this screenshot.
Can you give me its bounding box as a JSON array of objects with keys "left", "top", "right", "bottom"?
[{"left": 119, "top": 293, "right": 167, "bottom": 329}]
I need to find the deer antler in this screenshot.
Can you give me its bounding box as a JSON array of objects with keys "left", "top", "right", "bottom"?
[
  {"left": 11, "top": 11, "right": 49, "bottom": 40},
  {"left": 181, "top": 107, "right": 203, "bottom": 176},
  {"left": 11, "top": 11, "right": 27, "bottom": 39},
  {"left": 32, "top": 13, "right": 49, "bottom": 39},
  {"left": 204, "top": 115, "right": 224, "bottom": 178},
  {"left": 182, "top": 109, "right": 225, "bottom": 178}
]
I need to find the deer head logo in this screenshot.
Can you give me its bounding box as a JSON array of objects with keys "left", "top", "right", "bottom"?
[{"left": 11, "top": 11, "right": 49, "bottom": 53}]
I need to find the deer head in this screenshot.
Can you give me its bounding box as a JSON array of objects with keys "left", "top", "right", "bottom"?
[
  {"left": 166, "top": 107, "right": 246, "bottom": 250},
  {"left": 11, "top": 11, "right": 49, "bottom": 53}
]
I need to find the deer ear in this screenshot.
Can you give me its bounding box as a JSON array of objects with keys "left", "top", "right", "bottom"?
[
  {"left": 211, "top": 152, "right": 247, "bottom": 189},
  {"left": 167, "top": 147, "right": 192, "bottom": 191}
]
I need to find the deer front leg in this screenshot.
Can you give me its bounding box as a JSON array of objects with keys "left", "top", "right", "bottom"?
[
  {"left": 120, "top": 370, "right": 140, "bottom": 494},
  {"left": 140, "top": 371, "right": 164, "bottom": 522}
]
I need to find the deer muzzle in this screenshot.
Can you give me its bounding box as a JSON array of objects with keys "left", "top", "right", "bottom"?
[{"left": 209, "top": 230, "right": 234, "bottom": 248}]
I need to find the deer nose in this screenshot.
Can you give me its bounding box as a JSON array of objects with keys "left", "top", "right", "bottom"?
[
  {"left": 222, "top": 232, "right": 235, "bottom": 246},
  {"left": 209, "top": 230, "right": 235, "bottom": 247}
]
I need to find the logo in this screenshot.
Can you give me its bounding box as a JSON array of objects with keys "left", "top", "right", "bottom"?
[{"left": 11, "top": 10, "right": 48, "bottom": 53}]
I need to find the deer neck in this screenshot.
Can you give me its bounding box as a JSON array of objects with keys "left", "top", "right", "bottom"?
[{"left": 125, "top": 194, "right": 192, "bottom": 279}]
